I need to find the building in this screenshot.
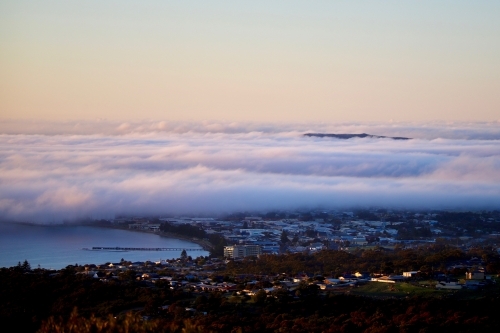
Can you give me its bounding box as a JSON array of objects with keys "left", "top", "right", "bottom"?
[
  {"left": 466, "top": 271, "right": 485, "bottom": 280},
  {"left": 351, "top": 237, "right": 368, "bottom": 246},
  {"left": 403, "top": 271, "right": 419, "bottom": 278},
  {"left": 436, "top": 281, "right": 463, "bottom": 290},
  {"left": 224, "top": 245, "right": 262, "bottom": 258}
]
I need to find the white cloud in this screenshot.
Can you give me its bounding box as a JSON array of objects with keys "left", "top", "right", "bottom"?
[{"left": 0, "top": 121, "right": 499, "bottom": 222}]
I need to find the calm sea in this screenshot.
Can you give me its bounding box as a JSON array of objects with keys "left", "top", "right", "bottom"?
[{"left": 0, "top": 223, "right": 209, "bottom": 269}]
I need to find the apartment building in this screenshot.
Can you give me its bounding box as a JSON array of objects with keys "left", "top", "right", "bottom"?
[{"left": 224, "top": 245, "right": 262, "bottom": 258}]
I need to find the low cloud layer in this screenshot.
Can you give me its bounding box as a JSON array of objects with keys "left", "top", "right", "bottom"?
[{"left": 1, "top": 121, "right": 499, "bottom": 222}]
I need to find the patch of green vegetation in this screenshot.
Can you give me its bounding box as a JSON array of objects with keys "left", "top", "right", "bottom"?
[
  {"left": 352, "top": 280, "right": 500, "bottom": 301},
  {"left": 351, "top": 282, "right": 450, "bottom": 298}
]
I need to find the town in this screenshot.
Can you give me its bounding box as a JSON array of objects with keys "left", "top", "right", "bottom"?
[
  {"left": 79, "top": 208, "right": 500, "bottom": 291},
  {"left": 120, "top": 209, "right": 500, "bottom": 253},
  {"left": 4, "top": 208, "right": 500, "bottom": 332}
]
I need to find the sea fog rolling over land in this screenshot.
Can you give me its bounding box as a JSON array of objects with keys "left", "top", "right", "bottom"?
[{"left": 0, "top": 121, "right": 499, "bottom": 225}]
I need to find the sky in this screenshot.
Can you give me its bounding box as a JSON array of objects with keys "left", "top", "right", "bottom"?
[
  {"left": 1, "top": 2, "right": 499, "bottom": 221},
  {"left": 1, "top": 1, "right": 499, "bottom": 123}
]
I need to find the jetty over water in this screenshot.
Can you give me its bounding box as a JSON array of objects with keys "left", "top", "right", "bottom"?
[{"left": 87, "top": 247, "right": 205, "bottom": 251}]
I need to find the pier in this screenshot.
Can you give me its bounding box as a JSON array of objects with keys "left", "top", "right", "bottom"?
[{"left": 86, "top": 247, "right": 205, "bottom": 251}]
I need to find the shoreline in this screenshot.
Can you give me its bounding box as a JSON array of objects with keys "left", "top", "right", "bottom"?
[
  {"left": 0, "top": 223, "right": 213, "bottom": 269},
  {"left": 1, "top": 221, "right": 214, "bottom": 254},
  {"left": 158, "top": 232, "right": 214, "bottom": 252},
  {"left": 87, "top": 223, "right": 214, "bottom": 253}
]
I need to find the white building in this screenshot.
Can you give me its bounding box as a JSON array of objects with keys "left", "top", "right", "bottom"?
[{"left": 224, "top": 245, "right": 262, "bottom": 258}]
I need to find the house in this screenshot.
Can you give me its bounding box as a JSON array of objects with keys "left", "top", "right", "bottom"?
[
  {"left": 308, "top": 242, "right": 325, "bottom": 251},
  {"left": 108, "top": 262, "right": 123, "bottom": 268},
  {"left": 436, "top": 281, "right": 463, "bottom": 290},
  {"left": 370, "top": 277, "right": 395, "bottom": 283},
  {"left": 351, "top": 237, "right": 368, "bottom": 246},
  {"left": 324, "top": 278, "right": 342, "bottom": 285},
  {"left": 466, "top": 271, "right": 485, "bottom": 280},
  {"left": 388, "top": 275, "right": 405, "bottom": 281},
  {"left": 354, "top": 272, "right": 370, "bottom": 279},
  {"left": 403, "top": 271, "right": 419, "bottom": 278},
  {"left": 147, "top": 224, "right": 161, "bottom": 232}
]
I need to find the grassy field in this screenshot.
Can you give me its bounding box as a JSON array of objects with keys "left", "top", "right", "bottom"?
[
  {"left": 349, "top": 279, "right": 500, "bottom": 300},
  {"left": 349, "top": 281, "right": 452, "bottom": 298}
]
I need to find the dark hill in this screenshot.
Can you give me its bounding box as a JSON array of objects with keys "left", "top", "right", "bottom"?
[{"left": 304, "top": 133, "right": 411, "bottom": 140}]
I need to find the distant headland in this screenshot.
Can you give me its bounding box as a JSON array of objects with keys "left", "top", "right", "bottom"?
[{"left": 304, "top": 133, "right": 411, "bottom": 140}]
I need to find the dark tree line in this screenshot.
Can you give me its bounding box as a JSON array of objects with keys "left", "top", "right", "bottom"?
[
  {"left": 0, "top": 265, "right": 190, "bottom": 332},
  {"left": 224, "top": 245, "right": 500, "bottom": 276},
  {"left": 159, "top": 222, "right": 206, "bottom": 239},
  {"left": 38, "top": 291, "right": 500, "bottom": 332}
]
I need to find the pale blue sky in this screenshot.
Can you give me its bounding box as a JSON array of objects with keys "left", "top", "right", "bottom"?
[{"left": 1, "top": 1, "right": 499, "bottom": 122}]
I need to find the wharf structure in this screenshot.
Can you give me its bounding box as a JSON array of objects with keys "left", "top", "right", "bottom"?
[{"left": 87, "top": 247, "right": 204, "bottom": 251}]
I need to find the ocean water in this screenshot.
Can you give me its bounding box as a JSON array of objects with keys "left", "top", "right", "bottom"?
[{"left": 0, "top": 223, "right": 209, "bottom": 269}]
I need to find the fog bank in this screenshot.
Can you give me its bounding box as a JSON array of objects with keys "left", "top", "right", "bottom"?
[{"left": 1, "top": 121, "right": 499, "bottom": 222}]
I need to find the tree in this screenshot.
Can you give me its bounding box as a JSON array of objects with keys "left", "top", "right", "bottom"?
[
  {"left": 252, "top": 290, "right": 267, "bottom": 304},
  {"left": 305, "top": 229, "right": 316, "bottom": 238},
  {"left": 280, "top": 230, "right": 289, "bottom": 244},
  {"left": 119, "top": 269, "right": 138, "bottom": 281},
  {"left": 209, "top": 235, "right": 227, "bottom": 257},
  {"left": 180, "top": 249, "right": 188, "bottom": 260},
  {"left": 22, "top": 259, "right": 31, "bottom": 271}
]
